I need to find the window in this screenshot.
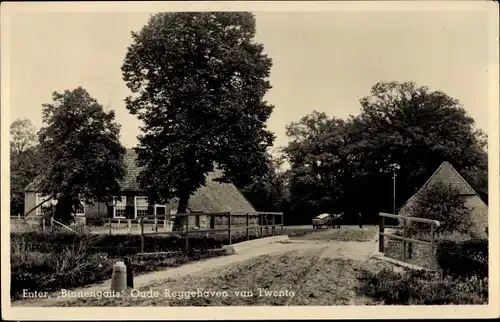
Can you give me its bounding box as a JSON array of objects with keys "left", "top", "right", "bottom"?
[
  {"left": 134, "top": 196, "right": 148, "bottom": 219},
  {"left": 155, "top": 205, "right": 166, "bottom": 216},
  {"left": 113, "top": 197, "right": 127, "bottom": 219},
  {"left": 73, "top": 201, "right": 85, "bottom": 216},
  {"left": 35, "top": 193, "right": 53, "bottom": 216}
]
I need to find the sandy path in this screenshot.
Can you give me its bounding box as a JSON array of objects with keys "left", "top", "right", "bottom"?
[{"left": 12, "top": 237, "right": 379, "bottom": 307}]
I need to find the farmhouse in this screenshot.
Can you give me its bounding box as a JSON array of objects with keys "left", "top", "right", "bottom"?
[
  {"left": 24, "top": 148, "right": 258, "bottom": 228},
  {"left": 397, "top": 161, "right": 488, "bottom": 238}
]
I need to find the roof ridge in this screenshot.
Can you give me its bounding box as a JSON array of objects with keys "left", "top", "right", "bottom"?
[{"left": 397, "top": 161, "right": 477, "bottom": 214}]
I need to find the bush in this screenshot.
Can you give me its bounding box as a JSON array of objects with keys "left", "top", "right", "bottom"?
[
  {"left": 10, "top": 230, "right": 259, "bottom": 257},
  {"left": 357, "top": 268, "right": 488, "bottom": 305},
  {"left": 10, "top": 231, "right": 230, "bottom": 300},
  {"left": 407, "top": 181, "right": 472, "bottom": 235},
  {"left": 436, "top": 238, "right": 488, "bottom": 278}
]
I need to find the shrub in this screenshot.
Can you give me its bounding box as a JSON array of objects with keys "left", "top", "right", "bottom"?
[
  {"left": 407, "top": 181, "right": 472, "bottom": 236},
  {"left": 10, "top": 231, "right": 229, "bottom": 300},
  {"left": 357, "top": 268, "right": 488, "bottom": 305},
  {"left": 436, "top": 238, "right": 488, "bottom": 278}
]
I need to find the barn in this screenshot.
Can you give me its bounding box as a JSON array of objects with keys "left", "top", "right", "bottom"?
[{"left": 397, "top": 161, "right": 488, "bottom": 238}]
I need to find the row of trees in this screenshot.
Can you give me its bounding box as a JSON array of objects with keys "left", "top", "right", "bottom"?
[
  {"left": 240, "top": 82, "right": 488, "bottom": 225},
  {"left": 10, "top": 12, "right": 488, "bottom": 227},
  {"left": 10, "top": 89, "right": 126, "bottom": 223}
]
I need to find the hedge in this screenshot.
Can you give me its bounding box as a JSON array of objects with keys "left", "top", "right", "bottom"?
[{"left": 436, "top": 238, "right": 488, "bottom": 278}]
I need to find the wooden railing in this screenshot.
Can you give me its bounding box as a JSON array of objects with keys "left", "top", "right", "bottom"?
[
  {"left": 378, "top": 212, "right": 441, "bottom": 270},
  {"left": 138, "top": 211, "right": 284, "bottom": 253}
]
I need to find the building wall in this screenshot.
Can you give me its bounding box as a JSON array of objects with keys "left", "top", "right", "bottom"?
[
  {"left": 24, "top": 192, "right": 37, "bottom": 215},
  {"left": 397, "top": 194, "right": 488, "bottom": 238},
  {"left": 85, "top": 201, "right": 108, "bottom": 218},
  {"left": 464, "top": 195, "right": 488, "bottom": 239}
]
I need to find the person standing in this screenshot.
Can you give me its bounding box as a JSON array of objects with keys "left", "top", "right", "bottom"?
[{"left": 358, "top": 212, "right": 363, "bottom": 228}]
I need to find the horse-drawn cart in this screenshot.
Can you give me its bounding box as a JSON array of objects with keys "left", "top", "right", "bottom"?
[
  {"left": 312, "top": 213, "right": 343, "bottom": 229},
  {"left": 312, "top": 213, "right": 330, "bottom": 229}
]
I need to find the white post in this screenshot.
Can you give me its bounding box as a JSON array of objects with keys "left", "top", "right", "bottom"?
[
  {"left": 128, "top": 219, "right": 131, "bottom": 234},
  {"left": 110, "top": 261, "right": 127, "bottom": 292}
]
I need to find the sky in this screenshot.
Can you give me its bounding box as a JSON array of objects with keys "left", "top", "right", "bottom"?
[{"left": 6, "top": 6, "right": 496, "bottom": 152}]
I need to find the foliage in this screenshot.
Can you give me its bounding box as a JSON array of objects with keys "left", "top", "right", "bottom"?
[
  {"left": 407, "top": 181, "right": 472, "bottom": 234},
  {"left": 10, "top": 119, "right": 41, "bottom": 216},
  {"left": 283, "top": 81, "right": 487, "bottom": 224},
  {"left": 36, "top": 87, "right": 126, "bottom": 224},
  {"left": 238, "top": 149, "right": 290, "bottom": 215},
  {"left": 121, "top": 12, "right": 275, "bottom": 213},
  {"left": 357, "top": 268, "right": 488, "bottom": 305},
  {"left": 10, "top": 232, "right": 226, "bottom": 300},
  {"left": 436, "top": 238, "right": 488, "bottom": 278},
  {"left": 284, "top": 112, "right": 356, "bottom": 223},
  {"left": 10, "top": 119, "right": 37, "bottom": 155}
]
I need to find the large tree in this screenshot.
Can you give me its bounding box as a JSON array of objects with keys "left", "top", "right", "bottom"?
[
  {"left": 283, "top": 81, "right": 488, "bottom": 224},
  {"left": 10, "top": 119, "right": 37, "bottom": 156},
  {"left": 10, "top": 119, "right": 41, "bottom": 216},
  {"left": 284, "top": 111, "right": 360, "bottom": 222},
  {"left": 122, "top": 12, "right": 275, "bottom": 213},
  {"left": 35, "top": 87, "right": 126, "bottom": 224},
  {"left": 354, "top": 81, "right": 488, "bottom": 212}
]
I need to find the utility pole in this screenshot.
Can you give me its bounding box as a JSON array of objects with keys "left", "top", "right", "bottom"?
[{"left": 393, "top": 170, "right": 396, "bottom": 215}]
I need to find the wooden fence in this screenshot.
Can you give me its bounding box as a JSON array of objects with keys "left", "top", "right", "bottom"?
[
  {"left": 378, "top": 212, "right": 441, "bottom": 270},
  {"left": 137, "top": 211, "right": 284, "bottom": 253}
]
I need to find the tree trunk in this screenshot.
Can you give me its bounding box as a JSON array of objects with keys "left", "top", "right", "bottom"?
[
  {"left": 54, "top": 195, "right": 75, "bottom": 225},
  {"left": 176, "top": 190, "right": 190, "bottom": 228}
]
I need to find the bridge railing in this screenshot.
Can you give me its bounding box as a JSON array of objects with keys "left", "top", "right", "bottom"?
[
  {"left": 378, "top": 212, "right": 441, "bottom": 270},
  {"left": 138, "top": 211, "right": 284, "bottom": 253}
]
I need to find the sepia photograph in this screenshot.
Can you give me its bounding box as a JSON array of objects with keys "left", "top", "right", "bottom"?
[{"left": 1, "top": 1, "right": 499, "bottom": 320}]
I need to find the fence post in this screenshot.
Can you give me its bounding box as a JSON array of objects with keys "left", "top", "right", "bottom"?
[
  {"left": 281, "top": 214, "right": 284, "bottom": 235},
  {"left": 42, "top": 218, "right": 45, "bottom": 232},
  {"left": 272, "top": 214, "right": 276, "bottom": 236},
  {"left": 260, "top": 214, "right": 263, "bottom": 237},
  {"left": 140, "top": 217, "right": 144, "bottom": 253},
  {"left": 430, "top": 224, "right": 435, "bottom": 271},
  {"left": 128, "top": 219, "right": 131, "bottom": 234},
  {"left": 109, "top": 217, "right": 112, "bottom": 235},
  {"left": 378, "top": 215, "right": 385, "bottom": 253},
  {"left": 403, "top": 218, "right": 407, "bottom": 263},
  {"left": 164, "top": 215, "right": 167, "bottom": 231},
  {"left": 228, "top": 212, "right": 232, "bottom": 245},
  {"left": 246, "top": 213, "right": 250, "bottom": 240}
]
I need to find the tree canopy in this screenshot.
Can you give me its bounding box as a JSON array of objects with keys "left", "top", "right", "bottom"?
[
  {"left": 280, "top": 81, "right": 488, "bottom": 224},
  {"left": 35, "top": 87, "right": 126, "bottom": 223},
  {"left": 122, "top": 12, "right": 275, "bottom": 213},
  {"left": 10, "top": 119, "right": 41, "bottom": 216}
]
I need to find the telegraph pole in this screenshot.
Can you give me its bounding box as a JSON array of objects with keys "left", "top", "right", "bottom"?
[{"left": 393, "top": 170, "right": 396, "bottom": 215}]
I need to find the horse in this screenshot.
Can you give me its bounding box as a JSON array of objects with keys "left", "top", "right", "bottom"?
[{"left": 329, "top": 213, "right": 343, "bottom": 228}]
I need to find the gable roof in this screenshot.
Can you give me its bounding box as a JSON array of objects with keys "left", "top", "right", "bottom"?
[
  {"left": 25, "top": 148, "right": 256, "bottom": 213},
  {"left": 398, "top": 161, "right": 478, "bottom": 213}
]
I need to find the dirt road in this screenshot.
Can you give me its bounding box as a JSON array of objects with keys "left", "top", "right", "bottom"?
[{"left": 13, "top": 227, "right": 385, "bottom": 307}]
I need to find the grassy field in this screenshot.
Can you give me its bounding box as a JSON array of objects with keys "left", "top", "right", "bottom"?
[
  {"left": 285, "top": 226, "right": 377, "bottom": 242},
  {"left": 51, "top": 250, "right": 392, "bottom": 307}
]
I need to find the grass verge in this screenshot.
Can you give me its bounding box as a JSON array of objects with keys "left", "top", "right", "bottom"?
[
  {"left": 357, "top": 268, "right": 488, "bottom": 305},
  {"left": 50, "top": 250, "right": 392, "bottom": 307},
  {"left": 288, "top": 226, "right": 377, "bottom": 242}
]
